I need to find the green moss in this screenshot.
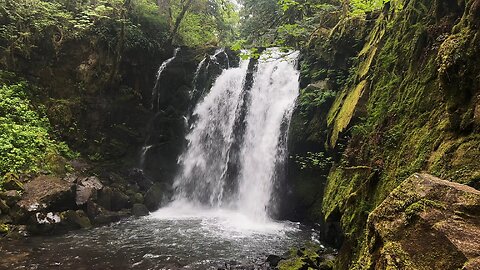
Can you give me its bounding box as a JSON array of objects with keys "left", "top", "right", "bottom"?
[
  {"left": 278, "top": 244, "right": 321, "bottom": 270},
  {"left": 329, "top": 80, "right": 368, "bottom": 147},
  {"left": 0, "top": 223, "right": 9, "bottom": 234},
  {"left": 405, "top": 199, "right": 446, "bottom": 220},
  {"left": 319, "top": 0, "right": 480, "bottom": 267}
]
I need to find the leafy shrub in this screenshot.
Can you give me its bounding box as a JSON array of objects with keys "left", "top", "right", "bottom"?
[
  {"left": 0, "top": 81, "right": 76, "bottom": 184},
  {"left": 292, "top": 151, "right": 333, "bottom": 170},
  {"left": 298, "top": 86, "right": 336, "bottom": 117}
]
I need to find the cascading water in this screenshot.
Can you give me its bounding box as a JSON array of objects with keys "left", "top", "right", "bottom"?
[
  {"left": 236, "top": 50, "right": 300, "bottom": 221},
  {"left": 151, "top": 48, "right": 180, "bottom": 111},
  {"left": 159, "top": 48, "right": 300, "bottom": 223},
  {"left": 174, "top": 59, "right": 250, "bottom": 206}
]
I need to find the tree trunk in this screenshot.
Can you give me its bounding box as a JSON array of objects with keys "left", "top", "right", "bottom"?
[{"left": 168, "top": 0, "right": 194, "bottom": 45}]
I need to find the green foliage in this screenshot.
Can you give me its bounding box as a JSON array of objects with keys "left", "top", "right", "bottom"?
[
  {"left": 0, "top": 0, "right": 238, "bottom": 53},
  {"left": 239, "top": 0, "right": 392, "bottom": 48},
  {"left": 0, "top": 80, "right": 76, "bottom": 183},
  {"left": 298, "top": 87, "right": 336, "bottom": 116},
  {"left": 293, "top": 151, "right": 333, "bottom": 170},
  {"left": 349, "top": 0, "right": 389, "bottom": 16}
]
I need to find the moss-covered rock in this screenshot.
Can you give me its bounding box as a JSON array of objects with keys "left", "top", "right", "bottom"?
[{"left": 356, "top": 173, "right": 480, "bottom": 270}]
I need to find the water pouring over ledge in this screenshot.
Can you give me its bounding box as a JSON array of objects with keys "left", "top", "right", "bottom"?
[
  {"left": 153, "top": 48, "right": 301, "bottom": 231},
  {"left": 0, "top": 49, "right": 317, "bottom": 270}
]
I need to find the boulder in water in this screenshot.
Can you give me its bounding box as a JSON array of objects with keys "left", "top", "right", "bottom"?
[
  {"left": 144, "top": 183, "right": 164, "bottom": 211},
  {"left": 62, "top": 210, "right": 92, "bottom": 229},
  {"left": 132, "top": 203, "right": 149, "bottom": 217},
  {"left": 97, "top": 187, "right": 131, "bottom": 211}
]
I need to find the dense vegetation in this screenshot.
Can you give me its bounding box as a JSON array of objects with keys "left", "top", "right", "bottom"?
[
  {"left": 0, "top": 77, "right": 75, "bottom": 182},
  {"left": 0, "top": 0, "right": 241, "bottom": 185}
]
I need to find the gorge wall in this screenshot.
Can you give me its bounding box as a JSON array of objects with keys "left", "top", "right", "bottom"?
[{"left": 287, "top": 0, "right": 480, "bottom": 268}]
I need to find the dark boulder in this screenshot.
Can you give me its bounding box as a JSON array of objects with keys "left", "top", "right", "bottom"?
[
  {"left": 132, "top": 203, "right": 149, "bottom": 217},
  {"left": 0, "top": 199, "right": 9, "bottom": 214},
  {"left": 2, "top": 175, "right": 24, "bottom": 191},
  {"left": 144, "top": 183, "right": 164, "bottom": 211},
  {"left": 266, "top": 254, "right": 283, "bottom": 268},
  {"left": 62, "top": 210, "right": 92, "bottom": 229},
  {"left": 97, "top": 187, "right": 131, "bottom": 211}
]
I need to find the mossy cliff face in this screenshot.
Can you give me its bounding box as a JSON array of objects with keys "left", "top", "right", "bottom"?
[{"left": 291, "top": 0, "right": 480, "bottom": 268}]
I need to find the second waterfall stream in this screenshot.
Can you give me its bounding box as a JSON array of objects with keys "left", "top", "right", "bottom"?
[{"left": 153, "top": 48, "right": 300, "bottom": 228}]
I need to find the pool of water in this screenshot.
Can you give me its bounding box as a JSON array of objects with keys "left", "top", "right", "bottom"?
[{"left": 0, "top": 204, "right": 318, "bottom": 270}]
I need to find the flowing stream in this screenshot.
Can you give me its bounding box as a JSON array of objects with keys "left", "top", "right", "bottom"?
[{"left": 0, "top": 49, "right": 315, "bottom": 270}]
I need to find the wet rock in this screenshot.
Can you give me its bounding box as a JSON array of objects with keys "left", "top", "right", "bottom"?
[
  {"left": 0, "top": 190, "right": 22, "bottom": 207},
  {"left": 132, "top": 203, "right": 149, "bottom": 217},
  {"left": 126, "top": 190, "right": 144, "bottom": 204},
  {"left": 128, "top": 169, "right": 153, "bottom": 191},
  {"left": 144, "top": 183, "right": 164, "bottom": 211},
  {"left": 17, "top": 175, "right": 75, "bottom": 213},
  {"left": 97, "top": 187, "right": 113, "bottom": 210},
  {"left": 93, "top": 209, "right": 131, "bottom": 225},
  {"left": 111, "top": 189, "right": 131, "bottom": 211},
  {"left": 86, "top": 200, "right": 130, "bottom": 225},
  {"left": 62, "top": 210, "right": 92, "bottom": 229},
  {"left": 266, "top": 254, "right": 283, "bottom": 267},
  {"left": 86, "top": 201, "right": 102, "bottom": 219},
  {"left": 75, "top": 176, "right": 103, "bottom": 206},
  {"left": 34, "top": 212, "right": 62, "bottom": 224},
  {"left": 6, "top": 225, "right": 29, "bottom": 238},
  {"left": 97, "top": 187, "right": 130, "bottom": 211},
  {"left": 358, "top": 173, "right": 480, "bottom": 270}
]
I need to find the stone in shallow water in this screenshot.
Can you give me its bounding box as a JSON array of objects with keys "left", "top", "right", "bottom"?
[
  {"left": 35, "top": 212, "right": 61, "bottom": 224},
  {"left": 358, "top": 173, "right": 480, "bottom": 270},
  {"left": 132, "top": 204, "right": 149, "bottom": 217},
  {"left": 144, "top": 183, "right": 164, "bottom": 211},
  {"left": 62, "top": 210, "right": 92, "bottom": 229}
]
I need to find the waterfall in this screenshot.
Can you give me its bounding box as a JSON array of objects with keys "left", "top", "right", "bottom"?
[
  {"left": 168, "top": 48, "right": 300, "bottom": 222},
  {"left": 152, "top": 48, "right": 180, "bottom": 111}
]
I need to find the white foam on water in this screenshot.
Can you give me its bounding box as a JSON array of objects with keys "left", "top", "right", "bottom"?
[{"left": 150, "top": 200, "right": 299, "bottom": 237}]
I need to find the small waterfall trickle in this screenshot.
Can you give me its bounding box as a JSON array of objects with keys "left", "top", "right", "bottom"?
[
  {"left": 140, "top": 48, "right": 180, "bottom": 170},
  {"left": 168, "top": 48, "right": 300, "bottom": 222},
  {"left": 152, "top": 48, "right": 180, "bottom": 111}
]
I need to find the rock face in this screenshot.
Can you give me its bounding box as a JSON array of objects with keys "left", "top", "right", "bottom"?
[
  {"left": 357, "top": 173, "right": 480, "bottom": 269},
  {"left": 75, "top": 176, "right": 103, "bottom": 206}
]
